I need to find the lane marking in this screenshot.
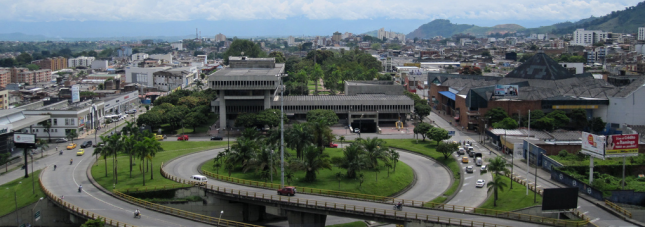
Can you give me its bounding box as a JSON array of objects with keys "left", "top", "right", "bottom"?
[{"left": 590, "top": 218, "right": 600, "bottom": 223}]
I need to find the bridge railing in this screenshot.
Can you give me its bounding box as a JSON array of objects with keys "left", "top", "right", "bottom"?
[
  {"left": 604, "top": 200, "right": 632, "bottom": 219},
  {"left": 112, "top": 190, "right": 262, "bottom": 227},
  {"left": 165, "top": 168, "right": 587, "bottom": 227},
  {"left": 115, "top": 183, "right": 193, "bottom": 194},
  {"left": 200, "top": 169, "right": 589, "bottom": 226},
  {"left": 38, "top": 169, "right": 136, "bottom": 227}
]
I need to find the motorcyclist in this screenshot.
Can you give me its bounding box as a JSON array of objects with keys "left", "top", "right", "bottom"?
[
  {"left": 54, "top": 165, "right": 57, "bottom": 171},
  {"left": 134, "top": 209, "right": 141, "bottom": 217},
  {"left": 70, "top": 159, "right": 73, "bottom": 165},
  {"left": 397, "top": 202, "right": 402, "bottom": 209},
  {"left": 78, "top": 185, "right": 82, "bottom": 192}
]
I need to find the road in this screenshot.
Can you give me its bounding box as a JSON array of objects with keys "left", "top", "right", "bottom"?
[{"left": 164, "top": 147, "right": 548, "bottom": 226}]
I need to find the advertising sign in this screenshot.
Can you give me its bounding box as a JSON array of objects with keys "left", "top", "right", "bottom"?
[
  {"left": 494, "top": 85, "right": 519, "bottom": 96},
  {"left": 13, "top": 133, "right": 36, "bottom": 144},
  {"left": 71, "top": 85, "right": 80, "bottom": 103},
  {"left": 581, "top": 132, "right": 605, "bottom": 159},
  {"left": 605, "top": 134, "right": 639, "bottom": 157}
]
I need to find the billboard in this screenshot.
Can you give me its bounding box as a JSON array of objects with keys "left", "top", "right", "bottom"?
[
  {"left": 542, "top": 188, "right": 579, "bottom": 211},
  {"left": 71, "top": 85, "right": 80, "bottom": 103},
  {"left": 605, "top": 134, "right": 639, "bottom": 156},
  {"left": 14, "top": 134, "right": 36, "bottom": 144},
  {"left": 493, "top": 85, "right": 519, "bottom": 96},
  {"left": 581, "top": 132, "right": 605, "bottom": 158}
]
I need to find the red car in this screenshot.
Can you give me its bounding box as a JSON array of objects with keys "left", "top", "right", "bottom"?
[
  {"left": 177, "top": 135, "right": 189, "bottom": 141},
  {"left": 277, "top": 186, "right": 296, "bottom": 196},
  {"left": 327, "top": 142, "right": 338, "bottom": 148}
]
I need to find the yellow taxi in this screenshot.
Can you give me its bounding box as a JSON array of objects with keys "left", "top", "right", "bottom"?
[
  {"left": 76, "top": 149, "right": 85, "bottom": 156},
  {"left": 461, "top": 156, "right": 469, "bottom": 163},
  {"left": 66, "top": 143, "right": 77, "bottom": 150}
]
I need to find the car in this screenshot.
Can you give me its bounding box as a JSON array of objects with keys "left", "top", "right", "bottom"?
[
  {"left": 125, "top": 109, "right": 137, "bottom": 114},
  {"left": 327, "top": 142, "right": 338, "bottom": 148},
  {"left": 210, "top": 136, "right": 223, "bottom": 140},
  {"left": 481, "top": 165, "right": 488, "bottom": 172},
  {"left": 476, "top": 179, "right": 485, "bottom": 188},
  {"left": 66, "top": 143, "right": 77, "bottom": 150},
  {"left": 277, "top": 186, "right": 296, "bottom": 196},
  {"left": 55, "top": 138, "right": 68, "bottom": 143},
  {"left": 76, "top": 149, "right": 85, "bottom": 156},
  {"left": 457, "top": 148, "right": 466, "bottom": 155},
  {"left": 80, "top": 140, "right": 93, "bottom": 148},
  {"left": 177, "top": 135, "right": 189, "bottom": 141},
  {"left": 466, "top": 166, "right": 474, "bottom": 173},
  {"left": 93, "top": 142, "right": 104, "bottom": 148},
  {"left": 354, "top": 128, "right": 360, "bottom": 133},
  {"left": 461, "top": 156, "right": 469, "bottom": 163}
]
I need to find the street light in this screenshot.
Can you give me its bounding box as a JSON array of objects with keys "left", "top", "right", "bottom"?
[
  {"left": 31, "top": 197, "right": 44, "bottom": 227},
  {"left": 276, "top": 73, "right": 288, "bottom": 188},
  {"left": 217, "top": 210, "right": 224, "bottom": 226}
]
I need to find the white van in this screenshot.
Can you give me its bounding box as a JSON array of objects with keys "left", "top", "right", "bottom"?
[
  {"left": 191, "top": 175, "right": 208, "bottom": 185},
  {"left": 475, "top": 157, "right": 483, "bottom": 166}
]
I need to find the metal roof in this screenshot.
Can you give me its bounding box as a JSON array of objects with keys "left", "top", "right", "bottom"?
[{"left": 280, "top": 95, "right": 413, "bottom": 102}]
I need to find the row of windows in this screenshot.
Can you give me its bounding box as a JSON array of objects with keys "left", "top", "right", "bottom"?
[
  {"left": 211, "top": 81, "right": 276, "bottom": 87},
  {"left": 27, "top": 128, "right": 60, "bottom": 133},
  {"left": 215, "top": 104, "right": 413, "bottom": 113}
]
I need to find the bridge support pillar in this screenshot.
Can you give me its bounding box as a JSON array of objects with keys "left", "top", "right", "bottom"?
[
  {"left": 287, "top": 211, "right": 326, "bottom": 227},
  {"left": 243, "top": 203, "right": 265, "bottom": 222}
]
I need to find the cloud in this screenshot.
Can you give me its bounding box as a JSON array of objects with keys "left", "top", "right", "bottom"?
[{"left": 0, "top": 0, "right": 641, "bottom": 22}]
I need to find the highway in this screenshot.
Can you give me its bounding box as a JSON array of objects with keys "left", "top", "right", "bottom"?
[{"left": 164, "top": 147, "right": 549, "bottom": 226}]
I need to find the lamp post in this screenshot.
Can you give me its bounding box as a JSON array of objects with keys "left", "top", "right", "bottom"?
[
  {"left": 31, "top": 197, "right": 44, "bottom": 227},
  {"left": 270, "top": 150, "right": 274, "bottom": 183},
  {"left": 359, "top": 113, "right": 364, "bottom": 138},
  {"left": 276, "top": 73, "right": 288, "bottom": 188},
  {"left": 217, "top": 210, "right": 224, "bottom": 226}
]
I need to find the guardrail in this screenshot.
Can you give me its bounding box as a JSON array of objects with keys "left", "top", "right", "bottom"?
[
  {"left": 605, "top": 200, "right": 633, "bottom": 219},
  {"left": 167, "top": 168, "right": 586, "bottom": 227},
  {"left": 201, "top": 169, "right": 588, "bottom": 226},
  {"left": 112, "top": 190, "right": 261, "bottom": 227},
  {"left": 38, "top": 169, "right": 136, "bottom": 227}
]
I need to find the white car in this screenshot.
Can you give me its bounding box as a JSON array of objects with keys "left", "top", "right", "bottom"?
[
  {"left": 476, "top": 179, "right": 485, "bottom": 188},
  {"left": 481, "top": 165, "right": 488, "bottom": 172}
]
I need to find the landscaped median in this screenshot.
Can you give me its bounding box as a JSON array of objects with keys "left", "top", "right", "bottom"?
[
  {"left": 90, "top": 141, "right": 229, "bottom": 192},
  {"left": 381, "top": 139, "right": 461, "bottom": 204},
  {"left": 1, "top": 170, "right": 45, "bottom": 217}
]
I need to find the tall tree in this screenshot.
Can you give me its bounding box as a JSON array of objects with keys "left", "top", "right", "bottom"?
[
  {"left": 268, "top": 51, "right": 286, "bottom": 63},
  {"left": 306, "top": 109, "right": 339, "bottom": 126},
  {"left": 310, "top": 64, "right": 324, "bottom": 95},
  {"left": 569, "top": 108, "right": 588, "bottom": 130},
  {"left": 92, "top": 136, "right": 110, "bottom": 177},
  {"left": 309, "top": 118, "right": 333, "bottom": 151},
  {"left": 285, "top": 123, "right": 314, "bottom": 159},
  {"left": 485, "top": 107, "right": 509, "bottom": 125},
  {"left": 223, "top": 39, "right": 266, "bottom": 65},
  {"left": 38, "top": 119, "right": 52, "bottom": 142},
  {"left": 332, "top": 143, "right": 367, "bottom": 178},
  {"left": 427, "top": 127, "right": 451, "bottom": 145},
  {"left": 487, "top": 176, "right": 508, "bottom": 207},
  {"left": 436, "top": 141, "right": 459, "bottom": 159},
  {"left": 487, "top": 156, "right": 510, "bottom": 178},
  {"left": 359, "top": 137, "right": 389, "bottom": 169},
  {"left": 414, "top": 104, "right": 431, "bottom": 122},
  {"left": 293, "top": 145, "right": 332, "bottom": 182},
  {"left": 493, "top": 117, "right": 518, "bottom": 129},
  {"left": 413, "top": 122, "right": 433, "bottom": 141}
]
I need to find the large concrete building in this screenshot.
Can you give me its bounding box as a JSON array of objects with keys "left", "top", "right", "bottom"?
[
  {"left": 15, "top": 69, "right": 52, "bottom": 84},
  {"left": 33, "top": 57, "right": 68, "bottom": 71},
  {"left": 209, "top": 56, "right": 414, "bottom": 132},
  {"left": 68, "top": 56, "right": 95, "bottom": 68},
  {"left": 571, "top": 29, "right": 608, "bottom": 46}
]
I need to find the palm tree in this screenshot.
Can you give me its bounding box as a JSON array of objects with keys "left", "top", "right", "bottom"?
[
  {"left": 228, "top": 138, "right": 258, "bottom": 169},
  {"left": 38, "top": 120, "right": 52, "bottom": 142},
  {"left": 309, "top": 119, "right": 332, "bottom": 151},
  {"left": 389, "top": 149, "right": 400, "bottom": 171},
  {"left": 121, "top": 121, "right": 140, "bottom": 178},
  {"left": 134, "top": 140, "right": 150, "bottom": 186},
  {"left": 339, "top": 135, "right": 345, "bottom": 148},
  {"left": 293, "top": 145, "right": 332, "bottom": 182},
  {"left": 36, "top": 139, "right": 49, "bottom": 158},
  {"left": 332, "top": 143, "right": 367, "bottom": 179},
  {"left": 335, "top": 172, "right": 344, "bottom": 190},
  {"left": 244, "top": 144, "right": 277, "bottom": 175},
  {"left": 487, "top": 156, "right": 510, "bottom": 178},
  {"left": 487, "top": 176, "right": 508, "bottom": 207},
  {"left": 93, "top": 136, "right": 110, "bottom": 177},
  {"left": 285, "top": 123, "right": 314, "bottom": 159},
  {"left": 142, "top": 137, "right": 163, "bottom": 180},
  {"left": 359, "top": 137, "right": 389, "bottom": 169},
  {"left": 104, "top": 134, "right": 122, "bottom": 184},
  {"left": 195, "top": 80, "right": 204, "bottom": 91}
]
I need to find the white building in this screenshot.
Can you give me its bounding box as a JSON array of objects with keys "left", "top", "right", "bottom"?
[
  {"left": 559, "top": 62, "right": 584, "bottom": 74},
  {"left": 572, "top": 29, "right": 608, "bottom": 46},
  {"left": 638, "top": 27, "right": 645, "bottom": 41},
  {"left": 287, "top": 36, "right": 295, "bottom": 46},
  {"left": 606, "top": 79, "right": 645, "bottom": 126},
  {"left": 215, "top": 33, "right": 227, "bottom": 42},
  {"left": 377, "top": 28, "right": 406, "bottom": 42},
  {"left": 171, "top": 42, "right": 183, "bottom": 51},
  {"left": 68, "top": 56, "right": 95, "bottom": 68},
  {"left": 149, "top": 54, "right": 173, "bottom": 64},
  {"left": 90, "top": 60, "right": 109, "bottom": 70},
  {"left": 132, "top": 53, "right": 149, "bottom": 61},
  {"left": 124, "top": 66, "right": 172, "bottom": 87}
]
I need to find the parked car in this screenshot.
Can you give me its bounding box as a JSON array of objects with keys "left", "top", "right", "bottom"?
[
  {"left": 66, "top": 143, "right": 77, "bottom": 150},
  {"left": 80, "top": 140, "right": 93, "bottom": 148},
  {"left": 354, "top": 128, "right": 360, "bottom": 133},
  {"left": 210, "top": 136, "right": 223, "bottom": 140},
  {"left": 327, "top": 142, "right": 338, "bottom": 148},
  {"left": 177, "top": 135, "right": 189, "bottom": 141},
  {"left": 277, "top": 186, "right": 296, "bottom": 196},
  {"left": 93, "top": 142, "right": 104, "bottom": 148},
  {"left": 125, "top": 109, "right": 137, "bottom": 114},
  {"left": 55, "top": 138, "right": 68, "bottom": 143},
  {"left": 76, "top": 149, "right": 85, "bottom": 156},
  {"left": 476, "top": 179, "right": 485, "bottom": 188},
  {"left": 466, "top": 166, "right": 474, "bottom": 173}
]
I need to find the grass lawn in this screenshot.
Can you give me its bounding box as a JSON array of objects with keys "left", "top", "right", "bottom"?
[
  {"left": 0, "top": 170, "right": 45, "bottom": 217},
  {"left": 478, "top": 175, "right": 542, "bottom": 211},
  {"left": 167, "top": 117, "right": 218, "bottom": 135},
  {"left": 382, "top": 139, "right": 461, "bottom": 202},
  {"left": 549, "top": 153, "right": 645, "bottom": 166},
  {"left": 203, "top": 147, "right": 414, "bottom": 197},
  {"left": 91, "top": 141, "right": 229, "bottom": 191},
  {"left": 327, "top": 221, "right": 367, "bottom": 227}
]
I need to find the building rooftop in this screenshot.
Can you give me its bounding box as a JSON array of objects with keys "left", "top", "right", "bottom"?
[
  {"left": 210, "top": 63, "right": 285, "bottom": 77},
  {"left": 505, "top": 53, "right": 574, "bottom": 80},
  {"left": 280, "top": 95, "right": 413, "bottom": 102}
]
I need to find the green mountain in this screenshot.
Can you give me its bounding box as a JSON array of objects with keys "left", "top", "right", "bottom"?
[{"left": 406, "top": 19, "right": 525, "bottom": 39}]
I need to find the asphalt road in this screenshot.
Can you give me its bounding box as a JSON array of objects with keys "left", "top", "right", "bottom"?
[{"left": 164, "top": 148, "right": 547, "bottom": 226}]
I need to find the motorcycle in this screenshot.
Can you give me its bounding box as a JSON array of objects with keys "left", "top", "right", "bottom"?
[
  {"left": 393, "top": 204, "right": 402, "bottom": 211},
  {"left": 134, "top": 213, "right": 142, "bottom": 219},
  {"left": 78, "top": 186, "right": 82, "bottom": 193},
  {"left": 59, "top": 151, "right": 63, "bottom": 155}
]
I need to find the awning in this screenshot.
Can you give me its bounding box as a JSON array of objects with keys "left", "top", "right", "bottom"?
[{"left": 438, "top": 91, "right": 456, "bottom": 101}]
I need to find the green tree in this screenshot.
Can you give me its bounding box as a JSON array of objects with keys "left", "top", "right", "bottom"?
[
  {"left": 256, "top": 109, "right": 286, "bottom": 129},
  {"left": 223, "top": 39, "right": 266, "bottom": 65},
  {"left": 371, "top": 43, "right": 382, "bottom": 50},
  {"left": 92, "top": 136, "right": 110, "bottom": 177},
  {"left": 487, "top": 176, "right": 508, "bottom": 207},
  {"left": 533, "top": 117, "right": 555, "bottom": 131},
  {"left": 184, "top": 112, "right": 208, "bottom": 132},
  {"left": 492, "top": 117, "right": 518, "bottom": 129},
  {"left": 436, "top": 141, "right": 459, "bottom": 159},
  {"left": 547, "top": 110, "right": 570, "bottom": 129},
  {"left": 358, "top": 137, "right": 389, "bottom": 169},
  {"left": 0, "top": 152, "right": 10, "bottom": 172},
  {"left": 268, "top": 51, "right": 286, "bottom": 63},
  {"left": 487, "top": 156, "right": 510, "bottom": 177},
  {"left": 36, "top": 138, "right": 49, "bottom": 158},
  {"left": 245, "top": 144, "right": 277, "bottom": 175},
  {"left": 389, "top": 149, "right": 400, "bottom": 171},
  {"left": 332, "top": 143, "right": 367, "bottom": 179},
  {"left": 228, "top": 138, "right": 258, "bottom": 169},
  {"left": 15, "top": 52, "right": 32, "bottom": 65},
  {"left": 335, "top": 172, "right": 344, "bottom": 190},
  {"left": 310, "top": 64, "right": 324, "bottom": 95},
  {"left": 413, "top": 122, "right": 433, "bottom": 141},
  {"left": 427, "top": 127, "right": 450, "bottom": 145},
  {"left": 293, "top": 145, "right": 332, "bottom": 182},
  {"left": 306, "top": 109, "right": 339, "bottom": 126},
  {"left": 285, "top": 123, "right": 314, "bottom": 159},
  {"left": 81, "top": 217, "right": 105, "bottom": 227},
  {"left": 38, "top": 119, "right": 52, "bottom": 142},
  {"left": 485, "top": 107, "right": 509, "bottom": 125},
  {"left": 66, "top": 129, "right": 78, "bottom": 143},
  {"left": 26, "top": 64, "right": 40, "bottom": 70},
  {"left": 414, "top": 104, "right": 431, "bottom": 122},
  {"left": 590, "top": 117, "right": 606, "bottom": 133},
  {"left": 529, "top": 110, "right": 545, "bottom": 125},
  {"left": 136, "top": 111, "right": 163, "bottom": 130},
  {"left": 235, "top": 113, "right": 257, "bottom": 128},
  {"left": 309, "top": 118, "right": 333, "bottom": 151},
  {"left": 569, "top": 108, "right": 588, "bottom": 130}
]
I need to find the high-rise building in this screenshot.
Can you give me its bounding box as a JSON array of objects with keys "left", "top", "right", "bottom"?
[
  {"left": 287, "top": 36, "right": 295, "bottom": 46},
  {"left": 215, "top": 33, "right": 227, "bottom": 42},
  {"left": 171, "top": 42, "right": 183, "bottom": 51},
  {"left": 332, "top": 32, "right": 342, "bottom": 43},
  {"left": 68, "top": 56, "right": 96, "bottom": 68},
  {"left": 0, "top": 70, "right": 9, "bottom": 88},
  {"left": 32, "top": 57, "right": 68, "bottom": 71},
  {"left": 638, "top": 27, "right": 645, "bottom": 41},
  {"left": 15, "top": 69, "right": 52, "bottom": 84},
  {"left": 572, "top": 29, "right": 608, "bottom": 46},
  {"left": 377, "top": 28, "right": 405, "bottom": 42}
]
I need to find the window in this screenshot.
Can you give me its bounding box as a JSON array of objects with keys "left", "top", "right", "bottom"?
[
  {"left": 65, "top": 119, "right": 69, "bottom": 125},
  {"left": 53, "top": 119, "right": 57, "bottom": 125}
]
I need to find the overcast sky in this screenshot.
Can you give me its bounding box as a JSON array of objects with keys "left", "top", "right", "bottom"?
[{"left": 0, "top": 0, "right": 641, "bottom": 37}]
